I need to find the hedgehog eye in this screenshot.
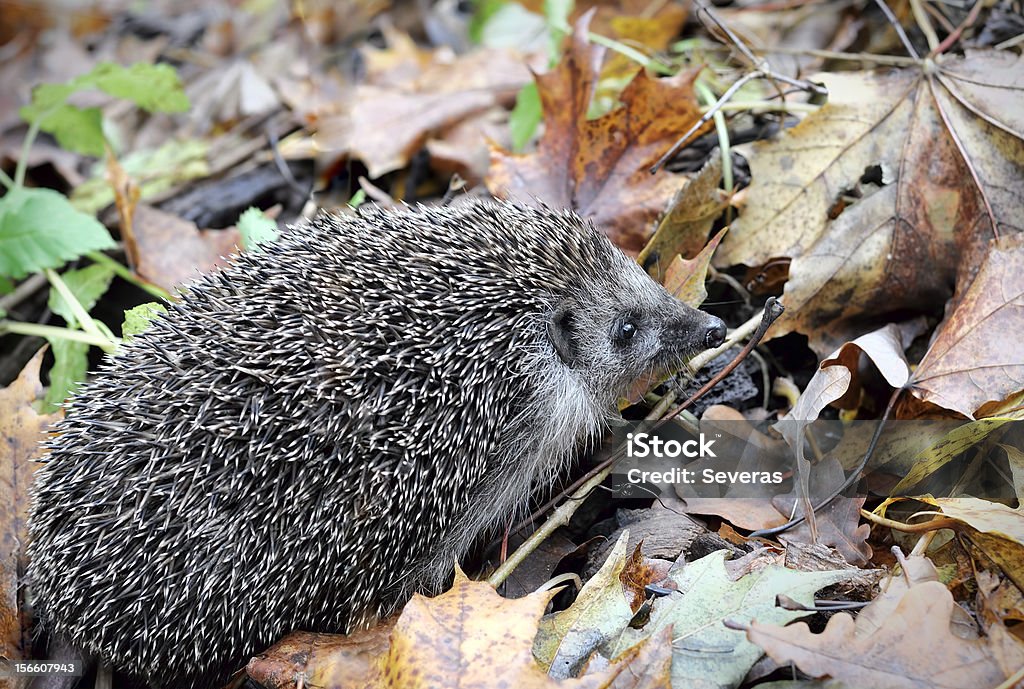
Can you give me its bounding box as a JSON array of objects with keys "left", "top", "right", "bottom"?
[{"left": 619, "top": 321, "right": 638, "bottom": 340}]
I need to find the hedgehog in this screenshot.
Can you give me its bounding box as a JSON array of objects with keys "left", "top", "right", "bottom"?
[{"left": 28, "top": 198, "right": 726, "bottom": 689}]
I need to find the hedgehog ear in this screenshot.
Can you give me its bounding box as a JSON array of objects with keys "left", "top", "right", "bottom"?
[{"left": 548, "top": 303, "right": 578, "bottom": 367}]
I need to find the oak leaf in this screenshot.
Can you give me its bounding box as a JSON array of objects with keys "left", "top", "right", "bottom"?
[
  {"left": 746, "top": 581, "right": 1024, "bottom": 689},
  {"left": 486, "top": 13, "right": 705, "bottom": 253}
]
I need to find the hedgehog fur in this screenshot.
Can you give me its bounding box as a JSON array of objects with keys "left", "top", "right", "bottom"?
[{"left": 28, "top": 198, "right": 726, "bottom": 689}]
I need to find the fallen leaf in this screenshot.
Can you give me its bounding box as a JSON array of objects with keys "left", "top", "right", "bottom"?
[
  {"left": 247, "top": 623, "right": 395, "bottom": 689},
  {"left": 131, "top": 205, "right": 241, "bottom": 291},
  {"left": 0, "top": 350, "right": 62, "bottom": 665},
  {"left": 610, "top": 550, "right": 854, "bottom": 689},
  {"left": 909, "top": 233, "right": 1024, "bottom": 419},
  {"left": 315, "top": 29, "right": 534, "bottom": 179},
  {"left": 664, "top": 228, "right": 727, "bottom": 308},
  {"left": 639, "top": 155, "right": 728, "bottom": 282},
  {"left": 716, "top": 52, "right": 1024, "bottom": 355},
  {"left": 535, "top": 532, "right": 634, "bottom": 678},
  {"left": 775, "top": 456, "right": 872, "bottom": 566},
  {"left": 675, "top": 406, "right": 791, "bottom": 532},
  {"left": 487, "top": 13, "right": 706, "bottom": 253},
  {"left": 746, "top": 581, "right": 1024, "bottom": 689},
  {"left": 775, "top": 321, "right": 925, "bottom": 538}
]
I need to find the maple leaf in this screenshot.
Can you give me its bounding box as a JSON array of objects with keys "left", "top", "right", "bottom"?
[
  {"left": 486, "top": 12, "right": 706, "bottom": 253},
  {"left": 716, "top": 51, "right": 1024, "bottom": 355},
  {"left": 909, "top": 232, "right": 1024, "bottom": 419}
]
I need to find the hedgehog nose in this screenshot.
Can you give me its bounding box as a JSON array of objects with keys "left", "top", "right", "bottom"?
[{"left": 704, "top": 317, "right": 727, "bottom": 349}]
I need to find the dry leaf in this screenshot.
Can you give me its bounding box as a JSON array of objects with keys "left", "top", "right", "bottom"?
[
  {"left": 639, "top": 155, "right": 728, "bottom": 281},
  {"left": 249, "top": 566, "right": 655, "bottom": 689},
  {"left": 315, "top": 29, "right": 534, "bottom": 179},
  {"left": 247, "top": 623, "right": 395, "bottom": 689},
  {"left": 131, "top": 205, "right": 241, "bottom": 292},
  {"left": 746, "top": 581, "right": 1024, "bottom": 688},
  {"left": 664, "top": 228, "right": 727, "bottom": 308},
  {"left": 0, "top": 350, "right": 62, "bottom": 668},
  {"left": 487, "top": 12, "right": 706, "bottom": 253},
  {"left": 677, "top": 406, "right": 790, "bottom": 532},
  {"left": 717, "top": 51, "right": 1024, "bottom": 355},
  {"left": 775, "top": 456, "right": 872, "bottom": 566},
  {"left": 910, "top": 233, "right": 1024, "bottom": 419}
]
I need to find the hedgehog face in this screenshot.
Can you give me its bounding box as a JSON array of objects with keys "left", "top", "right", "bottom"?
[{"left": 546, "top": 266, "right": 726, "bottom": 408}]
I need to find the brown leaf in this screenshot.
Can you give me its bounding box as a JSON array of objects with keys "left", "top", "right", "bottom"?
[
  {"left": 775, "top": 457, "right": 872, "bottom": 566},
  {"left": 247, "top": 624, "right": 395, "bottom": 689},
  {"left": 486, "top": 13, "right": 705, "bottom": 253},
  {"left": 821, "top": 318, "right": 927, "bottom": 410},
  {"left": 249, "top": 568, "right": 644, "bottom": 689},
  {"left": 663, "top": 227, "right": 727, "bottom": 308},
  {"left": 676, "top": 406, "right": 791, "bottom": 532},
  {"left": 315, "top": 30, "right": 534, "bottom": 179},
  {"left": 910, "top": 233, "right": 1024, "bottom": 419},
  {"left": 131, "top": 205, "right": 241, "bottom": 292},
  {"left": 716, "top": 52, "right": 1024, "bottom": 355},
  {"left": 639, "top": 155, "right": 728, "bottom": 281},
  {"left": 0, "top": 350, "right": 62, "bottom": 666},
  {"left": 747, "top": 581, "right": 1024, "bottom": 688}
]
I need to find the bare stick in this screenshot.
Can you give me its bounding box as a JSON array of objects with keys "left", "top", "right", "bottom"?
[{"left": 872, "top": 0, "right": 921, "bottom": 59}]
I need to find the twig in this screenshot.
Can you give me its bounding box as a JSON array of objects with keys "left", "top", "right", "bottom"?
[
  {"left": 909, "top": 0, "right": 940, "bottom": 52},
  {"left": 872, "top": 0, "right": 921, "bottom": 59},
  {"left": 750, "top": 385, "right": 903, "bottom": 538},
  {"left": 750, "top": 47, "right": 920, "bottom": 66},
  {"left": 651, "top": 2, "right": 827, "bottom": 173},
  {"left": 652, "top": 72, "right": 759, "bottom": 173},
  {"left": 0, "top": 273, "right": 47, "bottom": 313},
  {"left": 994, "top": 32, "right": 1024, "bottom": 50},
  {"left": 933, "top": 0, "right": 986, "bottom": 55}
]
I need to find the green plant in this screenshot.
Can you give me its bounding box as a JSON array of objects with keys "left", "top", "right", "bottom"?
[{"left": 0, "top": 61, "right": 189, "bottom": 410}]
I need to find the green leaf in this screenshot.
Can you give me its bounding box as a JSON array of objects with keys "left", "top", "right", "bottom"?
[
  {"left": 19, "top": 101, "right": 105, "bottom": 157},
  {"left": 0, "top": 187, "right": 115, "bottom": 279},
  {"left": 0, "top": 276, "right": 13, "bottom": 296},
  {"left": 543, "top": 0, "right": 574, "bottom": 61},
  {"left": 610, "top": 551, "right": 855, "bottom": 689},
  {"left": 43, "top": 337, "right": 89, "bottom": 412},
  {"left": 88, "top": 62, "right": 190, "bottom": 113},
  {"left": 47, "top": 264, "right": 115, "bottom": 327},
  {"left": 122, "top": 302, "right": 167, "bottom": 340},
  {"left": 509, "top": 82, "right": 542, "bottom": 151},
  {"left": 468, "top": 0, "right": 511, "bottom": 45},
  {"left": 347, "top": 189, "right": 367, "bottom": 209},
  {"left": 19, "top": 62, "right": 189, "bottom": 158},
  {"left": 237, "top": 207, "right": 280, "bottom": 252}
]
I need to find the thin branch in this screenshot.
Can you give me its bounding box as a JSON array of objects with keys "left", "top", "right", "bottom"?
[
  {"left": 750, "top": 46, "right": 920, "bottom": 67},
  {"left": 872, "top": 0, "right": 921, "bottom": 59},
  {"left": 909, "top": 0, "right": 940, "bottom": 52},
  {"left": 750, "top": 384, "right": 903, "bottom": 539},
  {"left": 933, "top": 0, "right": 986, "bottom": 55}
]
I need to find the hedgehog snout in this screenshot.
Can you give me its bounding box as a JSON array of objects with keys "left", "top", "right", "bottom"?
[
  {"left": 663, "top": 308, "right": 726, "bottom": 354},
  {"left": 703, "top": 316, "right": 726, "bottom": 349}
]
